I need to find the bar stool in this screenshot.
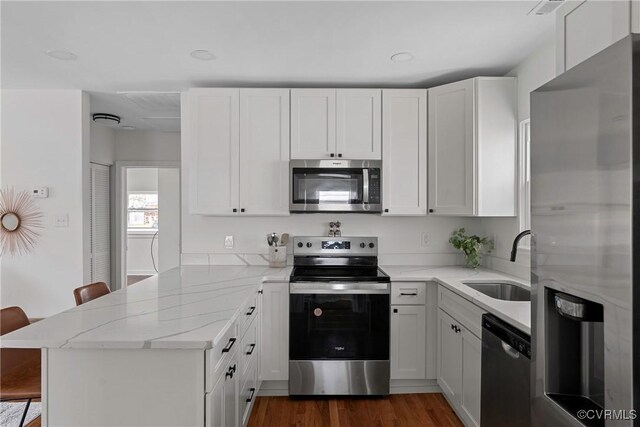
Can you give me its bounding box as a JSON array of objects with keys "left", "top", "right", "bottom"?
[
  {"left": 0, "top": 306, "right": 41, "bottom": 427},
  {"left": 73, "top": 282, "right": 110, "bottom": 306}
]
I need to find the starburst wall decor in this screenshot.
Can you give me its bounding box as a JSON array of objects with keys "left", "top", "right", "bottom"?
[{"left": 0, "top": 187, "right": 43, "bottom": 256}]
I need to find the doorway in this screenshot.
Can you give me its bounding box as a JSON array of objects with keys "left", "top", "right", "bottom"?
[{"left": 115, "top": 162, "right": 180, "bottom": 289}]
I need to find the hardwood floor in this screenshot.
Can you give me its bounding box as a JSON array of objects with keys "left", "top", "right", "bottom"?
[
  {"left": 127, "top": 275, "right": 152, "bottom": 286},
  {"left": 248, "top": 393, "right": 463, "bottom": 427}
]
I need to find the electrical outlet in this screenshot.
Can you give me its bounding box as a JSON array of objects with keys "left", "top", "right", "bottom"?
[
  {"left": 224, "top": 235, "right": 234, "bottom": 249},
  {"left": 54, "top": 213, "right": 69, "bottom": 228},
  {"left": 421, "top": 232, "right": 430, "bottom": 247}
]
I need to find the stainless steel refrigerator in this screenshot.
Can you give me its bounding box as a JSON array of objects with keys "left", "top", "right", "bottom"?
[{"left": 531, "top": 35, "right": 638, "bottom": 426}]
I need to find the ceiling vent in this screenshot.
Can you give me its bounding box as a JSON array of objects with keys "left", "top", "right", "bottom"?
[
  {"left": 92, "top": 113, "right": 121, "bottom": 125},
  {"left": 117, "top": 91, "right": 180, "bottom": 112},
  {"left": 528, "top": 0, "right": 564, "bottom": 15}
]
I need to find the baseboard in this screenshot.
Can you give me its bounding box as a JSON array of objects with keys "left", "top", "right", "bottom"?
[
  {"left": 390, "top": 379, "right": 441, "bottom": 394},
  {"left": 257, "top": 380, "right": 289, "bottom": 396},
  {"left": 257, "top": 379, "right": 442, "bottom": 396}
]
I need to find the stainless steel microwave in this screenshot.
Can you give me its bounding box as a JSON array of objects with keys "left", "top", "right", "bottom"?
[{"left": 290, "top": 160, "right": 382, "bottom": 213}]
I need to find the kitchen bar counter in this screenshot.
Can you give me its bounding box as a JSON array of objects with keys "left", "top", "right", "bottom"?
[
  {"left": 0, "top": 266, "right": 291, "bottom": 350},
  {"left": 1, "top": 264, "right": 530, "bottom": 350},
  {"left": 381, "top": 265, "right": 531, "bottom": 333}
]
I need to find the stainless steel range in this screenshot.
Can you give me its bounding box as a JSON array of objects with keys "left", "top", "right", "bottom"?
[{"left": 288, "top": 236, "right": 390, "bottom": 396}]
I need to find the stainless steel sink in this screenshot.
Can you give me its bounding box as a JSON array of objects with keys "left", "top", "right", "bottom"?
[{"left": 462, "top": 281, "right": 531, "bottom": 302}]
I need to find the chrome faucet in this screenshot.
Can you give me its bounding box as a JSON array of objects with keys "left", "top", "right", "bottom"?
[{"left": 510, "top": 230, "right": 531, "bottom": 262}]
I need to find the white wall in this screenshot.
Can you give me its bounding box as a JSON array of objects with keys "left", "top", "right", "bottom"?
[
  {"left": 1, "top": 90, "right": 90, "bottom": 317},
  {"left": 481, "top": 40, "right": 556, "bottom": 280},
  {"left": 90, "top": 122, "right": 115, "bottom": 165},
  {"left": 115, "top": 130, "right": 180, "bottom": 162}
]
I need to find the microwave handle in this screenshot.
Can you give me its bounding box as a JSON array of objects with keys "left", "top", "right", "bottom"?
[{"left": 363, "top": 169, "right": 370, "bottom": 204}]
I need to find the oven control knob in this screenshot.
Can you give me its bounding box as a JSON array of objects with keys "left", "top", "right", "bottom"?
[
  {"left": 369, "top": 243, "right": 375, "bottom": 248},
  {"left": 306, "top": 242, "right": 312, "bottom": 248},
  {"left": 360, "top": 242, "right": 366, "bottom": 248},
  {"left": 297, "top": 242, "right": 303, "bottom": 248}
]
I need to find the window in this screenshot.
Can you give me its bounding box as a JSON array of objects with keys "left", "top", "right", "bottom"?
[
  {"left": 127, "top": 192, "right": 158, "bottom": 231},
  {"left": 518, "top": 119, "right": 531, "bottom": 247}
]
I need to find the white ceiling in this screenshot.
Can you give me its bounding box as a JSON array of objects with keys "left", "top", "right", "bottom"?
[{"left": 1, "top": 1, "right": 555, "bottom": 131}]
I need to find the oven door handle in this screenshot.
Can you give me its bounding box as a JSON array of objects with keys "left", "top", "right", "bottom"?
[
  {"left": 290, "top": 282, "right": 390, "bottom": 294},
  {"left": 363, "top": 169, "right": 370, "bottom": 205}
]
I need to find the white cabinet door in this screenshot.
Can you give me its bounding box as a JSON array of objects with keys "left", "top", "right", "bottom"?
[
  {"left": 206, "top": 375, "right": 225, "bottom": 427},
  {"left": 382, "top": 89, "right": 427, "bottom": 216},
  {"left": 224, "top": 353, "right": 239, "bottom": 427},
  {"left": 460, "top": 330, "right": 482, "bottom": 427},
  {"left": 390, "top": 305, "right": 426, "bottom": 380},
  {"left": 557, "top": 0, "right": 631, "bottom": 73},
  {"left": 187, "top": 88, "right": 240, "bottom": 215},
  {"left": 428, "top": 79, "right": 474, "bottom": 216},
  {"left": 437, "top": 309, "right": 462, "bottom": 404},
  {"left": 260, "top": 282, "right": 289, "bottom": 381},
  {"left": 239, "top": 89, "right": 290, "bottom": 216},
  {"left": 336, "top": 89, "right": 381, "bottom": 160},
  {"left": 291, "top": 89, "right": 336, "bottom": 159}
]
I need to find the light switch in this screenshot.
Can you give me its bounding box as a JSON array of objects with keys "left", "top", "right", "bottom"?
[
  {"left": 55, "top": 214, "right": 69, "bottom": 228},
  {"left": 224, "top": 236, "right": 234, "bottom": 249}
]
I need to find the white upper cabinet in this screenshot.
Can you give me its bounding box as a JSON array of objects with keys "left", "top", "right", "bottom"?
[
  {"left": 428, "top": 77, "right": 516, "bottom": 217},
  {"left": 382, "top": 89, "right": 427, "bottom": 216},
  {"left": 291, "top": 89, "right": 336, "bottom": 159},
  {"left": 185, "top": 88, "right": 290, "bottom": 216},
  {"left": 557, "top": 0, "right": 632, "bottom": 73},
  {"left": 336, "top": 89, "right": 382, "bottom": 160},
  {"left": 239, "top": 89, "right": 290, "bottom": 216},
  {"left": 291, "top": 88, "right": 382, "bottom": 160},
  {"left": 427, "top": 79, "right": 474, "bottom": 216},
  {"left": 186, "top": 88, "right": 240, "bottom": 215}
]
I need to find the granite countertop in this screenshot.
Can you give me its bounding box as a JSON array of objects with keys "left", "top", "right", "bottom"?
[
  {"left": 381, "top": 265, "right": 531, "bottom": 334},
  {"left": 0, "top": 266, "right": 292, "bottom": 350},
  {"left": 1, "top": 264, "right": 530, "bottom": 350}
]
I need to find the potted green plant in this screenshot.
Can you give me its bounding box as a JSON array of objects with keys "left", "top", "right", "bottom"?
[{"left": 449, "top": 228, "right": 494, "bottom": 269}]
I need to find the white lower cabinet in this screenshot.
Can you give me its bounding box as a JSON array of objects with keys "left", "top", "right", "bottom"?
[
  {"left": 437, "top": 286, "right": 483, "bottom": 427},
  {"left": 391, "top": 305, "right": 426, "bottom": 380},
  {"left": 206, "top": 289, "right": 261, "bottom": 427},
  {"left": 390, "top": 282, "right": 437, "bottom": 381},
  {"left": 460, "top": 330, "right": 482, "bottom": 427},
  {"left": 206, "top": 350, "right": 238, "bottom": 427},
  {"left": 260, "top": 281, "right": 289, "bottom": 381}
]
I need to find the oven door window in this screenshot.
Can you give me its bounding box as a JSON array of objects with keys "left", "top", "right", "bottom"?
[
  {"left": 289, "top": 293, "right": 390, "bottom": 360},
  {"left": 291, "top": 168, "right": 364, "bottom": 205}
]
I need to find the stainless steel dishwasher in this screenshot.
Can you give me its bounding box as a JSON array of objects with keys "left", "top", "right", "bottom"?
[{"left": 481, "top": 313, "right": 531, "bottom": 427}]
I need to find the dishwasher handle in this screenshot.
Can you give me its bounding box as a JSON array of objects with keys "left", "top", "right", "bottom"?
[{"left": 501, "top": 341, "right": 520, "bottom": 359}]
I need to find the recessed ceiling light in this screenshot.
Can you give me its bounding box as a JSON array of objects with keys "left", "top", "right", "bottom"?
[
  {"left": 390, "top": 52, "right": 414, "bottom": 63},
  {"left": 45, "top": 49, "right": 77, "bottom": 61},
  {"left": 190, "top": 50, "right": 215, "bottom": 61},
  {"left": 120, "top": 126, "right": 136, "bottom": 131}
]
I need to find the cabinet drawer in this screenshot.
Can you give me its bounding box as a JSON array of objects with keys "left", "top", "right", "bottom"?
[
  {"left": 438, "top": 286, "right": 484, "bottom": 338},
  {"left": 391, "top": 282, "right": 427, "bottom": 305},
  {"left": 238, "top": 292, "right": 259, "bottom": 339},
  {"left": 240, "top": 316, "right": 258, "bottom": 376},
  {"left": 240, "top": 357, "right": 258, "bottom": 427},
  {"left": 206, "top": 321, "right": 238, "bottom": 392}
]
